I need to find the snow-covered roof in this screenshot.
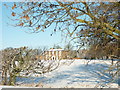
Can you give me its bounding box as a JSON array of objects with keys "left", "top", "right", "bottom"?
[{"left": 48, "top": 49, "right": 64, "bottom": 51}]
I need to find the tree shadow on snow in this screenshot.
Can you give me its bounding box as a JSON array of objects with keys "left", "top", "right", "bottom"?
[
  {"left": 16, "top": 61, "right": 118, "bottom": 86},
  {"left": 44, "top": 63, "right": 118, "bottom": 85}
]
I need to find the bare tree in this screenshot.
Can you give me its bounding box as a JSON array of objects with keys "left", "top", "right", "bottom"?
[
  {"left": 5, "top": 2, "right": 119, "bottom": 39},
  {"left": 4, "top": 1, "right": 120, "bottom": 86},
  {"left": 1, "top": 47, "right": 60, "bottom": 85},
  {"left": 53, "top": 44, "right": 62, "bottom": 49},
  {"left": 5, "top": 1, "right": 119, "bottom": 59}
]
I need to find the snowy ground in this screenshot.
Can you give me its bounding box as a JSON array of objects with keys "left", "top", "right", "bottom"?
[{"left": 14, "top": 59, "right": 118, "bottom": 88}]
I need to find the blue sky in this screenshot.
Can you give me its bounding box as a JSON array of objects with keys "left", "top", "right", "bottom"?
[
  {"left": 0, "top": 2, "right": 2, "bottom": 50},
  {"left": 1, "top": 2, "right": 68, "bottom": 50}
]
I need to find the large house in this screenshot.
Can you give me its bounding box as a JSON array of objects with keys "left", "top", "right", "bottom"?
[{"left": 36, "top": 48, "right": 77, "bottom": 60}]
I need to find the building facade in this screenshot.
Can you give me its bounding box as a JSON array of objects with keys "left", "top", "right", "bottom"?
[
  {"left": 37, "top": 48, "right": 71, "bottom": 60},
  {"left": 44, "top": 48, "right": 64, "bottom": 60}
]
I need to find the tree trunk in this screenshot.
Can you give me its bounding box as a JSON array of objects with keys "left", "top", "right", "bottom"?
[
  {"left": 2, "top": 67, "right": 7, "bottom": 85},
  {"left": 9, "top": 74, "right": 16, "bottom": 85}
]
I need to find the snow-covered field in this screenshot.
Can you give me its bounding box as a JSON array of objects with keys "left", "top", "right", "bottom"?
[
  {"left": 0, "top": 59, "right": 118, "bottom": 88},
  {"left": 15, "top": 59, "right": 118, "bottom": 88}
]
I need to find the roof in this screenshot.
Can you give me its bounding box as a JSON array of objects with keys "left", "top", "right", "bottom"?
[{"left": 48, "top": 49, "right": 64, "bottom": 51}]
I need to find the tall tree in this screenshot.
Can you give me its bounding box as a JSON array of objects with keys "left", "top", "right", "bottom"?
[
  {"left": 4, "top": 1, "right": 120, "bottom": 86},
  {"left": 64, "top": 43, "right": 73, "bottom": 51},
  {"left": 6, "top": 2, "right": 120, "bottom": 40},
  {"left": 5, "top": 2, "right": 120, "bottom": 57},
  {"left": 53, "top": 44, "right": 62, "bottom": 49}
]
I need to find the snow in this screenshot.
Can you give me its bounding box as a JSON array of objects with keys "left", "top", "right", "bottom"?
[
  {"left": 1, "top": 59, "right": 118, "bottom": 88},
  {"left": 39, "top": 59, "right": 118, "bottom": 88}
]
